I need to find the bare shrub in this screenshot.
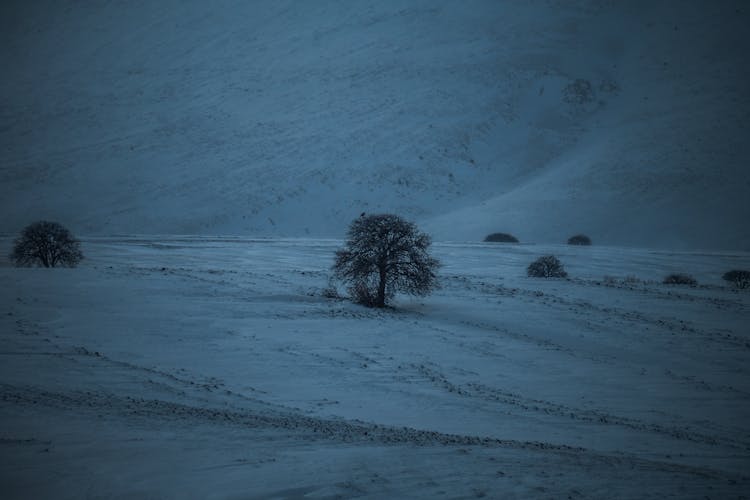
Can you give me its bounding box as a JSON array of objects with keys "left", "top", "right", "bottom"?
[
  {"left": 599, "top": 79, "right": 620, "bottom": 94},
  {"left": 563, "top": 78, "right": 595, "bottom": 105},
  {"left": 603, "top": 275, "right": 642, "bottom": 286},
  {"left": 663, "top": 274, "right": 697, "bottom": 286},
  {"left": 348, "top": 280, "right": 381, "bottom": 307},
  {"left": 527, "top": 255, "right": 568, "bottom": 278},
  {"left": 567, "top": 234, "right": 592, "bottom": 246},
  {"left": 722, "top": 270, "right": 750, "bottom": 289},
  {"left": 484, "top": 233, "right": 519, "bottom": 243},
  {"left": 321, "top": 277, "right": 342, "bottom": 299}
]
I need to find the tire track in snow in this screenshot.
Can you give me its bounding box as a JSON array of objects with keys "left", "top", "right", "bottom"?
[
  {"left": 439, "top": 277, "right": 750, "bottom": 401},
  {"left": 1, "top": 382, "right": 745, "bottom": 485},
  {"left": 448, "top": 276, "right": 750, "bottom": 351},
  {"left": 571, "top": 277, "right": 749, "bottom": 313},
  {"left": 61, "top": 345, "right": 272, "bottom": 403},
  {"left": 405, "top": 363, "right": 750, "bottom": 452},
  {"left": 6, "top": 314, "right": 275, "bottom": 410}
]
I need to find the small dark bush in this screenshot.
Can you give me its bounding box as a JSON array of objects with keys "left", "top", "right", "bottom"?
[
  {"left": 348, "top": 281, "right": 379, "bottom": 307},
  {"left": 722, "top": 270, "right": 750, "bottom": 289},
  {"left": 10, "top": 221, "right": 83, "bottom": 268},
  {"left": 603, "top": 275, "right": 642, "bottom": 286},
  {"left": 563, "top": 78, "right": 595, "bottom": 105},
  {"left": 567, "top": 234, "right": 592, "bottom": 246},
  {"left": 321, "top": 278, "right": 342, "bottom": 299},
  {"left": 663, "top": 274, "right": 697, "bottom": 286},
  {"left": 527, "top": 255, "right": 568, "bottom": 278},
  {"left": 484, "top": 232, "right": 519, "bottom": 243}
]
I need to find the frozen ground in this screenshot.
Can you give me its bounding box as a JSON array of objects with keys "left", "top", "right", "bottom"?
[{"left": 1, "top": 237, "right": 749, "bottom": 499}]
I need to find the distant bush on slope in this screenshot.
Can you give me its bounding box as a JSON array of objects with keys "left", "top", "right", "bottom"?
[
  {"left": 567, "top": 234, "right": 592, "bottom": 245},
  {"left": 722, "top": 270, "right": 750, "bottom": 289},
  {"left": 527, "top": 255, "right": 568, "bottom": 278},
  {"left": 663, "top": 274, "right": 697, "bottom": 286},
  {"left": 563, "top": 78, "right": 595, "bottom": 105},
  {"left": 484, "top": 233, "right": 519, "bottom": 243}
]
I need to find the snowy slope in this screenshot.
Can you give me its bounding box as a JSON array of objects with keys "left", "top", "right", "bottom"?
[
  {"left": 2, "top": 0, "right": 749, "bottom": 248},
  {"left": 1, "top": 237, "right": 749, "bottom": 498}
]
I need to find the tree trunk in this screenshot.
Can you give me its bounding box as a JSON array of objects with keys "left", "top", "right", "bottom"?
[{"left": 376, "top": 264, "right": 387, "bottom": 307}]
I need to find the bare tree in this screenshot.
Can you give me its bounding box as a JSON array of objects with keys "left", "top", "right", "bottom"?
[
  {"left": 333, "top": 214, "right": 439, "bottom": 308},
  {"left": 10, "top": 221, "right": 83, "bottom": 268}
]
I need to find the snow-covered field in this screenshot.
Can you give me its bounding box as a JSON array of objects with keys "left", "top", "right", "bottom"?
[{"left": 2, "top": 237, "right": 749, "bottom": 498}]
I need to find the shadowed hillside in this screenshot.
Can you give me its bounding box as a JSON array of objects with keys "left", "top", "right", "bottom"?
[{"left": 2, "top": 0, "right": 748, "bottom": 248}]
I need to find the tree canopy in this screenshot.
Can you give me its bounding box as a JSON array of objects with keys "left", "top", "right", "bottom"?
[
  {"left": 11, "top": 221, "right": 83, "bottom": 268},
  {"left": 333, "top": 214, "right": 439, "bottom": 307}
]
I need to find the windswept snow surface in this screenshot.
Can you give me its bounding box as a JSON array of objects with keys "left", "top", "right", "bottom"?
[
  {"left": 2, "top": 238, "right": 749, "bottom": 498},
  {"left": 2, "top": 0, "right": 749, "bottom": 248}
]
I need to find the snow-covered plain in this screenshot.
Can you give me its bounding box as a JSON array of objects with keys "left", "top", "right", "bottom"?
[{"left": 2, "top": 237, "right": 749, "bottom": 498}]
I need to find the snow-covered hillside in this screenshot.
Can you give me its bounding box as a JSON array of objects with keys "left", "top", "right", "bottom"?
[
  {"left": 1, "top": 238, "right": 749, "bottom": 498},
  {"left": 2, "top": 1, "right": 749, "bottom": 248}
]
